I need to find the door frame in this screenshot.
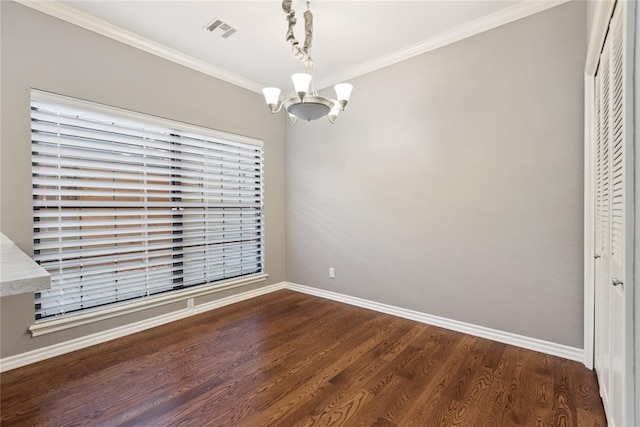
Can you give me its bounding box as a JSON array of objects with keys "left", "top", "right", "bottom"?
[{"left": 584, "top": 0, "right": 616, "bottom": 371}]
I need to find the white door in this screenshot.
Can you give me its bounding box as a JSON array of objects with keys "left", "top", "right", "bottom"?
[
  {"left": 607, "top": 3, "right": 634, "bottom": 425},
  {"left": 593, "top": 2, "right": 635, "bottom": 426},
  {"left": 594, "top": 31, "right": 612, "bottom": 413}
]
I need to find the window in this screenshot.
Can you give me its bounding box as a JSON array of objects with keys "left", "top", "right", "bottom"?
[{"left": 31, "top": 90, "right": 264, "bottom": 320}]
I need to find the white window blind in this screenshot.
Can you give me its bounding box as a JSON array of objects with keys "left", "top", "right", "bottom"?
[{"left": 31, "top": 90, "right": 264, "bottom": 320}]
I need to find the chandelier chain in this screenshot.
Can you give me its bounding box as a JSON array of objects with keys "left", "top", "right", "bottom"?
[{"left": 282, "top": 0, "right": 313, "bottom": 63}]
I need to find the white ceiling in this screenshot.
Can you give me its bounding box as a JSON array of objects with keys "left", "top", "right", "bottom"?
[{"left": 55, "top": 0, "right": 559, "bottom": 92}]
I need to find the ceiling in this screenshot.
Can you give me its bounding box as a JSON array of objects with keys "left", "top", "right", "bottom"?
[{"left": 53, "top": 1, "right": 561, "bottom": 93}]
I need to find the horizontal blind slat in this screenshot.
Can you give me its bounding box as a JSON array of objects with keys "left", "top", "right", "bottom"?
[
  {"left": 39, "top": 243, "right": 261, "bottom": 270},
  {"left": 32, "top": 134, "right": 261, "bottom": 172},
  {"left": 33, "top": 154, "right": 262, "bottom": 183}
]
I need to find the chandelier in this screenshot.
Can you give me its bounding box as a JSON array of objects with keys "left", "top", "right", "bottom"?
[{"left": 262, "top": 0, "right": 353, "bottom": 124}]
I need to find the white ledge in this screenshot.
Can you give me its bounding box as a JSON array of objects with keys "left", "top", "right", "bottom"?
[
  {"left": 0, "top": 233, "right": 51, "bottom": 297},
  {"left": 29, "top": 272, "right": 268, "bottom": 337}
]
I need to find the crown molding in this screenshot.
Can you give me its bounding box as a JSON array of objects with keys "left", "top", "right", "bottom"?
[
  {"left": 314, "top": 0, "right": 570, "bottom": 90},
  {"left": 14, "top": 0, "right": 265, "bottom": 94},
  {"left": 16, "top": 0, "right": 569, "bottom": 94}
]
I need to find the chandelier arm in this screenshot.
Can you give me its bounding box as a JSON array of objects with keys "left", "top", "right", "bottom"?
[
  {"left": 270, "top": 96, "right": 304, "bottom": 115},
  {"left": 269, "top": 101, "right": 286, "bottom": 114}
]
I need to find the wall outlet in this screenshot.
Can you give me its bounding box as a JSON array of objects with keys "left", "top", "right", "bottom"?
[
  {"left": 329, "top": 267, "right": 335, "bottom": 278},
  {"left": 187, "top": 298, "right": 194, "bottom": 309}
]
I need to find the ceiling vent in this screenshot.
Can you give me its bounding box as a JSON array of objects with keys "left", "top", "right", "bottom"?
[{"left": 204, "top": 18, "right": 237, "bottom": 39}]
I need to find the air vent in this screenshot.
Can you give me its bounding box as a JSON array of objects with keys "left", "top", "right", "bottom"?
[{"left": 204, "top": 18, "right": 237, "bottom": 39}]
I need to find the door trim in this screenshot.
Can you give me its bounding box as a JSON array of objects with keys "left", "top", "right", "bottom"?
[
  {"left": 584, "top": 0, "right": 616, "bottom": 370},
  {"left": 584, "top": 74, "right": 595, "bottom": 370}
]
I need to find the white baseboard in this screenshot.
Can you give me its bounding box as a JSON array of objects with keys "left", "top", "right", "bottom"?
[
  {"left": 1, "top": 280, "right": 584, "bottom": 372},
  {"left": 0, "top": 282, "right": 286, "bottom": 372},
  {"left": 284, "top": 282, "right": 584, "bottom": 363}
]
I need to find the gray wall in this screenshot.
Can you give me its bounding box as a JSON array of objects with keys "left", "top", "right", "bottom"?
[
  {"left": 586, "top": 0, "right": 597, "bottom": 41},
  {"left": 0, "top": 2, "right": 286, "bottom": 358},
  {"left": 286, "top": 1, "right": 586, "bottom": 348}
]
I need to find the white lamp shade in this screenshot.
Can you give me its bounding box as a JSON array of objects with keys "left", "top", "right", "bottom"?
[
  {"left": 292, "top": 73, "right": 312, "bottom": 95},
  {"left": 328, "top": 102, "right": 340, "bottom": 124},
  {"left": 262, "top": 87, "right": 281, "bottom": 105},
  {"left": 334, "top": 83, "right": 353, "bottom": 102},
  {"left": 329, "top": 102, "right": 340, "bottom": 117}
]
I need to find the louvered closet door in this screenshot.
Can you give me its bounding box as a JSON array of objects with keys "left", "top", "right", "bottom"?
[
  {"left": 594, "top": 52, "right": 611, "bottom": 408},
  {"left": 594, "top": 34, "right": 612, "bottom": 409},
  {"left": 607, "top": 3, "right": 634, "bottom": 425},
  {"left": 592, "top": 2, "right": 635, "bottom": 425}
]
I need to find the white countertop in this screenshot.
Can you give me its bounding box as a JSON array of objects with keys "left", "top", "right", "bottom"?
[{"left": 0, "top": 233, "right": 51, "bottom": 297}]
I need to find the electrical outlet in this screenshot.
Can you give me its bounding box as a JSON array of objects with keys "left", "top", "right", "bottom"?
[
  {"left": 329, "top": 267, "right": 335, "bottom": 278},
  {"left": 187, "top": 298, "right": 194, "bottom": 309}
]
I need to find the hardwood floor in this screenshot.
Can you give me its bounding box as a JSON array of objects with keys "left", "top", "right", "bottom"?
[{"left": 1, "top": 290, "right": 606, "bottom": 426}]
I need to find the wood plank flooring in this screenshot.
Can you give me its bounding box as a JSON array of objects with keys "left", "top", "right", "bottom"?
[{"left": 0, "top": 290, "right": 606, "bottom": 426}]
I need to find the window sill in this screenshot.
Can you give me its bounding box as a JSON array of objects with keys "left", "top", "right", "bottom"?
[{"left": 29, "top": 273, "right": 269, "bottom": 337}]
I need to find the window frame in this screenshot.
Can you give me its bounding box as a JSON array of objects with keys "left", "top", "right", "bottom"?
[{"left": 29, "top": 89, "right": 267, "bottom": 333}]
